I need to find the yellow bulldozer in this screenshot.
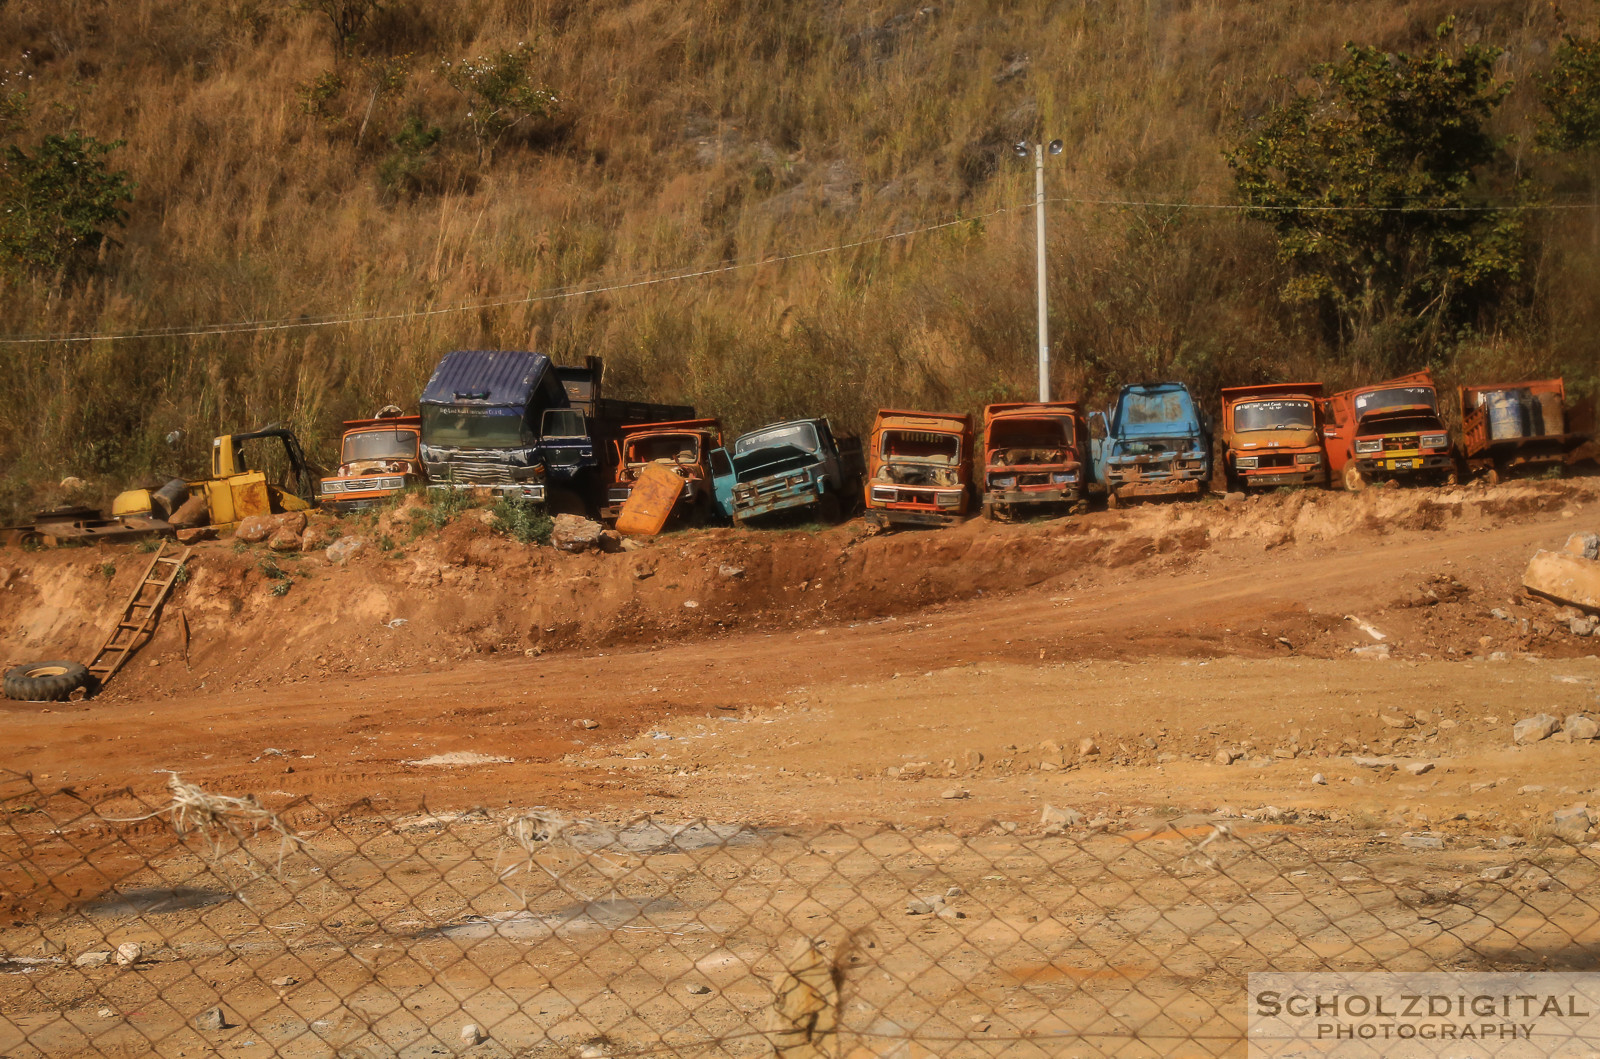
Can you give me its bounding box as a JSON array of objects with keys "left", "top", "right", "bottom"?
[{"left": 113, "top": 426, "right": 319, "bottom": 530}]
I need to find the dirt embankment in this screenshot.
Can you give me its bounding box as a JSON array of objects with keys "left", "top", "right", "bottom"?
[{"left": 0, "top": 479, "right": 1593, "bottom": 704}]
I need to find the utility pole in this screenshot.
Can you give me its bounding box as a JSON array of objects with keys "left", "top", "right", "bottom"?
[{"left": 1014, "top": 138, "right": 1062, "bottom": 402}]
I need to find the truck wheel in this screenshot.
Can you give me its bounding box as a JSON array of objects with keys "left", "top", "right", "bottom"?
[
  {"left": 4, "top": 660, "right": 91, "bottom": 702},
  {"left": 1342, "top": 465, "right": 1367, "bottom": 492},
  {"left": 817, "top": 493, "right": 842, "bottom": 523},
  {"left": 546, "top": 487, "right": 588, "bottom": 517},
  {"left": 1106, "top": 492, "right": 1121, "bottom": 510}
]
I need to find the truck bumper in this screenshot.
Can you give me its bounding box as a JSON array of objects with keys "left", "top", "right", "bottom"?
[
  {"left": 430, "top": 482, "right": 547, "bottom": 502},
  {"left": 982, "top": 486, "right": 1080, "bottom": 506},
  {"left": 1111, "top": 478, "right": 1202, "bottom": 500},
  {"left": 1240, "top": 469, "right": 1325, "bottom": 489},
  {"left": 735, "top": 489, "right": 820, "bottom": 521},
  {"left": 1356, "top": 455, "right": 1452, "bottom": 476},
  {"left": 322, "top": 496, "right": 391, "bottom": 513},
  {"left": 868, "top": 506, "right": 963, "bottom": 527}
]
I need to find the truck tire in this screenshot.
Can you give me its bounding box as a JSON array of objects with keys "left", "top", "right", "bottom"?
[
  {"left": 1106, "top": 492, "right": 1121, "bottom": 510},
  {"left": 1342, "top": 464, "right": 1367, "bottom": 492},
  {"left": 4, "top": 660, "right": 91, "bottom": 702},
  {"left": 817, "top": 493, "right": 842, "bottom": 523}
]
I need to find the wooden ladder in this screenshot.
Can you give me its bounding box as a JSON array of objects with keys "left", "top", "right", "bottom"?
[{"left": 87, "top": 542, "right": 192, "bottom": 689}]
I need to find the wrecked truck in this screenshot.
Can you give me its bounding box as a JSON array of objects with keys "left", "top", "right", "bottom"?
[
  {"left": 864, "top": 409, "right": 974, "bottom": 527},
  {"left": 602, "top": 418, "right": 724, "bottom": 525},
  {"left": 318, "top": 410, "right": 424, "bottom": 512},
  {"left": 712, "top": 418, "right": 864, "bottom": 525},
  {"left": 1220, "top": 383, "right": 1327, "bottom": 491},
  {"left": 1459, "top": 378, "right": 1594, "bottom": 482},
  {"left": 1320, "top": 370, "right": 1455, "bottom": 491},
  {"left": 980, "top": 402, "right": 1090, "bottom": 518},
  {"left": 1089, "top": 382, "right": 1211, "bottom": 507}
]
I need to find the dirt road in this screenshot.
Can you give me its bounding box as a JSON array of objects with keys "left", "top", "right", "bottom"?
[{"left": 3, "top": 480, "right": 1598, "bottom": 834}]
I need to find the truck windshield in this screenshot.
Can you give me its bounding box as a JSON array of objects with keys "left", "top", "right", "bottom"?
[
  {"left": 627, "top": 434, "right": 701, "bottom": 464},
  {"left": 541, "top": 408, "right": 587, "bottom": 438},
  {"left": 1232, "top": 400, "right": 1314, "bottom": 432},
  {"left": 735, "top": 423, "right": 818, "bottom": 457},
  {"left": 1122, "top": 392, "right": 1189, "bottom": 427},
  {"left": 1355, "top": 386, "right": 1436, "bottom": 416},
  {"left": 342, "top": 429, "right": 417, "bottom": 463},
  {"left": 421, "top": 406, "right": 527, "bottom": 449},
  {"left": 988, "top": 419, "right": 1068, "bottom": 465},
  {"left": 882, "top": 430, "right": 959, "bottom": 463}
]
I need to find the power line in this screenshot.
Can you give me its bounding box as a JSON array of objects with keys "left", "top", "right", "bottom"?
[{"left": 1, "top": 191, "right": 1592, "bottom": 346}]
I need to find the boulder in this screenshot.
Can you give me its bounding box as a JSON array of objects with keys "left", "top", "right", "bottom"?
[
  {"left": 115, "top": 942, "right": 142, "bottom": 967},
  {"left": 1565, "top": 714, "right": 1600, "bottom": 741},
  {"left": 1553, "top": 805, "right": 1593, "bottom": 838},
  {"left": 1040, "top": 805, "right": 1084, "bottom": 831},
  {"left": 1513, "top": 713, "right": 1561, "bottom": 745},
  {"left": 301, "top": 524, "right": 337, "bottom": 551},
  {"left": 169, "top": 494, "right": 210, "bottom": 529},
  {"left": 325, "top": 536, "right": 366, "bottom": 564},
  {"left": 1523, "top": 549, "right": 1600, "bottom": 612},
  {"left": 74, "top": 951, "right": 112, "bottom": 968},
  {"left": 174, "top": 527, "right": 215, "bottom": 545},
  {"left": 267, "top": 527, "right": 302, "bottom": 552},
  {"left": 1565, "top": 532, "right": 1600, "bottom": 561},
  {"left": 235, "top": 511, "right": 307, "bottom": 544},
  {"left": 550, "top": 514, "right": 604, "bottom": 553}
]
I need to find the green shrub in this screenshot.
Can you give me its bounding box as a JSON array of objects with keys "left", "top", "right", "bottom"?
[
  {"left": 0, "top": 133, "right": 134, "bottom": 284},
  {"left": 491, "top": 496, "right": 553, "bottom": 544}
]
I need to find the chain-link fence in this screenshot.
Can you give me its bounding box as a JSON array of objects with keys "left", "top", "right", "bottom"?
[{"left": 3, "top": 769, "right": 1600, "bottom": 1058}]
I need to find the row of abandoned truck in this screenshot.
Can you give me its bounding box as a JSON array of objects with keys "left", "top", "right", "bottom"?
[{"left": 13, "top": 352, "right": 1594, "bottom": 546}]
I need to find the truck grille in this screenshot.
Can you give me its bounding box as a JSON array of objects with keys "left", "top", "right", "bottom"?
[{"left": 1384, "top": 435, "right": 1420, "bottom": 452}]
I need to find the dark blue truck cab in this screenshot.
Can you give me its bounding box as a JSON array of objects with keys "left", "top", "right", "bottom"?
[{"left": 420, "top": 350, "right": 571, "bottom": 502}]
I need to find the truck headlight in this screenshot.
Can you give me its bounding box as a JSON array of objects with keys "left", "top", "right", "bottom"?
[
  {"left": 1234, "top": 456, "right": 1258, "bottom": 469},
  {"left": 1294, "top": 453, "right": 1320, "bottom": 465},
  {"left": 734, "top": 484, "right": 754, "bottom": 499},
  {"left": 870, "top": 486, "right": 897, "bottom": 503},
  {"left": 1051, "top": 473, "right": 1075, "bottom": 483},
  {"left": 788, "top": 473, "right": 807, "bottom": 485},
  {"left": 1420, "top": 434, "right": 1446, "bottom": 449},
  {"left": 935, "top": 491, "right": 962, "bottom": 507},
  {"left": 319, "top": 481, "right": 339, "bottom": 495},
  {"left": 1355, "top": 439, "right": 1382, "bottom": 454},
  {"left": 990, "top": 476, "right": 1017, "bottom": 488}
]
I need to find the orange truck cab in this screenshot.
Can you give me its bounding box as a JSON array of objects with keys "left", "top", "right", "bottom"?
[
  {"left": 317, "top": 412, "right": 424, "bottom": 512},
  {"left": 865, "top": 410, "right": 974, "bottom": 527},
  {"left": 601, "top": 418, "right": 724, "bottom": 524},
  {"left": 1220, "top": 383, "right": 1328, "bottom": 491},
  {"left": 1319, "top": 371, "right": 1455, "bottom": 491},
  {"left": 981, "top": 402, "right": 1089, "bottom": 517}
]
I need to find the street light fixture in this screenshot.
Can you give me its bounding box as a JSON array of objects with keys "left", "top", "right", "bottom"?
[{"left": 1014, "top": 138, "right": 1063, "bottom": 402}]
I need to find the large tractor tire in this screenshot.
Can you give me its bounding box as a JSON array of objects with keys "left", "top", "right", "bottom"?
[
  {"left": 4, "top": 661, "right": 91, "bottom": 702},
  {"left": 1342, "top": 464, "right": 1367, "bottom": 492}
]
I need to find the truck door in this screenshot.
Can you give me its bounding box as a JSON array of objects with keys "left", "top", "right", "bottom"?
[
  {"left": 1318, "top": 398, "right": 1350, "bottom": 473},
  {"left": 1087, "top": 411, "right": 1109, "bottom": 485},
  {"left": 708, "top": 446, "right": 736, "bottom": 520}
]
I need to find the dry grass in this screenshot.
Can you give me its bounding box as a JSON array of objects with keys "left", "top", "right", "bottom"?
[{"left": 0, "top": 0, "right": 1596, "bottom": 516}]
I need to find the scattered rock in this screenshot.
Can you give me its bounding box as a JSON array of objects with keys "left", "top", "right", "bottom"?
[
  {"left": 1573, "top": 616, "right": 1598, "bottom": 637},
  {"left": 940, "top": 788, "right": 968, "bottom": 800},
  {"left": 267, "top": 526, "right": 302, "bottom": 552},
  {"left": 1311, "top": 773, "right": 1327, "bottom": 785},
  {"left": 1565, "top": 715, "right": 1600, "bottom": 741},
  {"left": 1490, "top": 607, "right": 1511, "bottom": 621},
  {"left": 1351, "top": 755, "right": 1398, "bottom": 770},
  {"left": 945, "top": 886, "right": 964, "bottom": 897},
  {"left": 905, "top": 898, "right": 937, "bottom": 915},
  {"left": 1213, "top": 748, "right": 1241, "bottom": 765},
  {"left": 935, "top": 904, "right": 966, "bottom": 920},
  {"left": 460, "top": 1024, "right": 485, "bottom": 1045},
  {"left": 1513, "top": 713, "right": 1561, "bottom": 745},
  {"left": 550, "top": 514, "right": 605, "bottom": 553},
  {"left": 325, "top": 536, "right": 366, "bottom": 563},
  {"left": 1350, "top": 644, "right": 1392, "bottom": 660},
  {"left": 1040, "top": 805, "right": 1084, "bottom": 830},
  {"left": 963, "top": 749, "right": 984, "bottom": 769},
  {"left": 1565, "top": 532, "right": 1600, "bottom": 561},
  {"left": 115, "top": 942, "right": 142, "bottom": 967},
  {"left": 686, "top": 983, "right": 711, "bottom": 995},
  {"left": 174, "top": 526, "right": 215, "bottom": 545},
  {"left": 1379, "top": 713, "right": 1413, "bottom": 729},
  {"left": 1480, "top": 865, "right": 1514, "bottom": 881},
  {"left": 1553, "top": 805, "right": 1593, "bottom": 838},
  {"left": 1077, "top": 738, "right": 1099, "bottom": 757},
  {"left": 1519, "top": 785, "right": 1546, "bottom": 795},
  {"left": 1523, "top": 549, "right": 1600, "bottom": 612},
  {"left": 1406, "top": 762, "right": 1435, "bottom": 776},
  {"left": 598, "top": 531, "right": 624, "bottom": 554},
  {"left": 682, "top": 600, "right": 700, "bottom": 609},
  {"left": 300, "top": 524, "right": 336, "bottom": 551},
  {"left": 717, "top": 564, "right": 745, "bottom": 579},
  {"left": 620, "top": 538, "right": 645, "bottom": 552},
  {"left": 194, "top": 1007, "right": 228, "bottom": 1032},
  {"left": 575, "top": 718, "right": 599, "bottom": 730},
  {"left": 270, "top": 976, "right": 297, "bottom": 988},
  {"left": 1400, "top": 832, "right": 1444, "bottom": 850},
  {"left": 74, "top": 951, "right": 111, "bottom": 968}
]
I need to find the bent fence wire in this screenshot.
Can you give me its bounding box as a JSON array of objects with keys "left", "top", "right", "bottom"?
[{"left": 2, "top": 769, "right": 1599, "bottom": 1058}]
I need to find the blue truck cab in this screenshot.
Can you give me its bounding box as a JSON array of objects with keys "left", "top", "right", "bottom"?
[
  {"left": 1089, "top": 382, "right": 1212, "bottom": 507},
  {"left": 709, "top": 418, "right": 864, "bottom": 524},
  {"left": 420, "top": 350, "right": 572, "bottom": 502}
]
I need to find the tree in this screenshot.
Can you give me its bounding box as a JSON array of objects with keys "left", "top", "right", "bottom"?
[
  {"left": 1227, "top": 22, "right": 1524, "bottom": 359},
  {"left": 1537, "top": 33, "right": 1600, "bottom": 152},
  {"left": 0, "top": 132, "right": 134, "bottom": 284},
  {"left": 295, "top": 0, "right": 385, "bottom": 57},
  {"left": 439, "top": 43, "right": 559, "bottom": 166}
]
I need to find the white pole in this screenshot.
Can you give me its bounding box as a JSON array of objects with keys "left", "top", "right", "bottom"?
[{"left": 1034, "top": 145, "right": 1049, "bottom": 403}]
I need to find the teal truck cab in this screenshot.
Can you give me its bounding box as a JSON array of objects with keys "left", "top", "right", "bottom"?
[
  {"left": 710, "top": 418, "right": 863, "bottom": 525},
  {"left": 1089, "top": 382, "right": 1211, "bottom": 507}
]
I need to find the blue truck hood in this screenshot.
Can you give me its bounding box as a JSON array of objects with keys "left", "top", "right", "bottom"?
[{"left": 1112, "top": 385, "right": 1202, "bottom": 437}]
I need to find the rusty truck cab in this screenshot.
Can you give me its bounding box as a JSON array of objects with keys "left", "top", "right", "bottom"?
[
  {"left": 981, "top": 402, "right": 1088, "bottom": 518},
  {"left": 1220, "top": 383, "right": 1327, "bottom": 491},
  {"left": 602, "top": 418, "right": 724, "bottom": 523},
  {"left": 865, "top": 410, "right": 974, "bottom": 527},
  {"left": 1320, "top": 371, "right": 1454, "bottom": 491},
  {"left": 317, "top": 414, "right": 424, "bottom": 512}
]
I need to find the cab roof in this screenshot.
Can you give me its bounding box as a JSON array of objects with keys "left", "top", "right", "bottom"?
[
  {"left": 1221, "top": 383, "right": 1322, "bottom": 402},
  {"left": 873, "top": 409, "right": 973, "bottom": 433},
  {"left": 985, "top": 401, "right": 1081, "bottom": 420},
  {"left": 341, "top": 415, "right": 421, "bottom": 431},
  {"left": 619, "top": 417, "right": 722, "bottom": 438}
]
